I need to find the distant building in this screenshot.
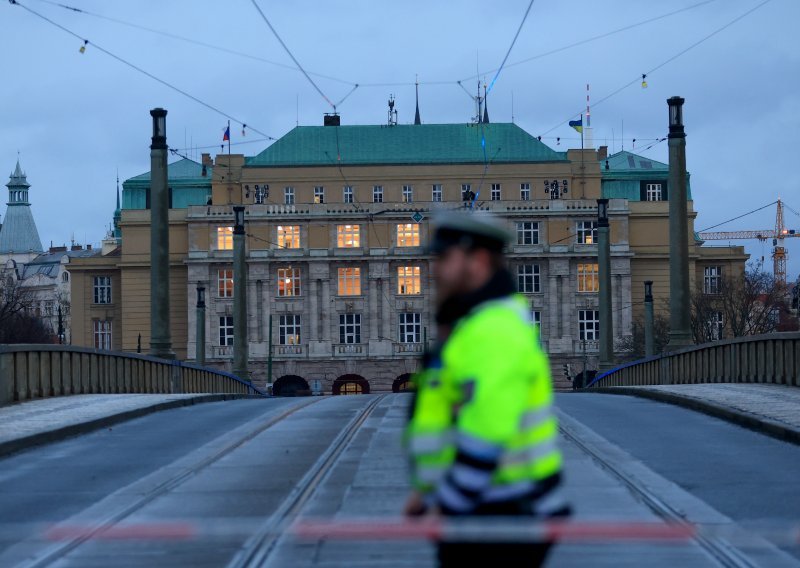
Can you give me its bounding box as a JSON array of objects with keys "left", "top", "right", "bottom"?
[
  {"left": 68, "top": 121, "right": 746, "bottom": 391},
  {"left": 0, "top": 160, "right": 43, "bottom": 266}
]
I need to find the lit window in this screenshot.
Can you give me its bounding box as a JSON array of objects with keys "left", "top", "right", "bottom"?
[
  {"left": 517, "top": 264, "right": 540, "bottom": 293},
  {"left": 93, "top": 276, "right": 112, "bottom": 304},
  {"left": 373, "top": 185, "right": 383, "bottom": 203},
  {"left": 343, "top": 185, "right": 354, "bottom": 204},
  {"left": 432, "top": 184, "right": 442, "bottom": 202},
  {"left": 279, "top": 315, "right": 301, "bottom": 345},
  {"left": 516, "top": 222, "right": 539, "bottom": 245},
  {"left": 520, "top": 183, "right": 531, "bottom": 201},
  {"left": 579, "top": 310, "right": 600, "bottom": 341},
  {"left": 93, "top": 320, "right": 112, "bottom": 350},
  {"left": 398, "top": 313, "right": 421, "bottom": 343},
  {"left": 339, "top": 314, "right": 362, "bottom": 344},
  {"left": 491, "top": 183, "right": 501, "bottom": 201},
  {"left": 703, "top": 266, "right": 721, "bottom": 294},
  {"left": 396, "top": 223, "right": 420, "bottom": 247},
  {"left": 577, "top": 263, "right": 599, "bottom": 293},
  {"left": 402, "top": 185, "right": 413, "bottom": 203},
  {"left": 284, "top": 186, "right": 295, "bottom": 205},
  {"left": 277, "top": 225, "right": 300, "bottom": 249},
  {"left": 278, "top": 267, "right": 301, "bottom": 297},
  {"left": 646, "top": 183, "right": 663, "bottom": 201},
  {"left": 577, "top": 221, "right": 597, "bottom": 245},
  {"left": 218, "top": 268, "right": 234, "bottom": 298},
  {"left": 338, "top": 267, "right": 361, "bottom": 296},
  {"left": 217, "top": 226, "right": 233, "bottom": 250},
  {"left": 398, "top": 266, "right": 421, "bottom": 295},
  {"left": 314, "top": 186, "right": 325, "bottom": 204},
  {"left": 337, "top": 224, "right": 361, "bottom": 248},
  {"left": 219, "top": 316, "right": 234, "bottom": 346}
]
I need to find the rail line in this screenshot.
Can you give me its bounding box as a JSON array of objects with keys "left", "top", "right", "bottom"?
[
  {"left": 558, "top": 420, "right": 757, "bottom": 568},
  {"left": 229, "top": 394, "right": 387, "bottom": 568},
  {"left": 18, "top": 396, "right": 323, "bottom": 568}
]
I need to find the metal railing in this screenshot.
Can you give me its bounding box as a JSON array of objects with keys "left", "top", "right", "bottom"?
[
  {"left": 0, "top": 345, "right": 265, "bottom": 406},
  {"left": 588, "top": 332, "right": 800, "bottom": 388}
]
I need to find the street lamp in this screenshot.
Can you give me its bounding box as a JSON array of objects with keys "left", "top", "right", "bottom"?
[
  {"left": 196, "top": 284, "right": 205, "bottom": 308},
  {"left": 196, "top": 283, "right": 206, "bottom": 366},
  {"left": 644, "top": 280, "right": 655, "bottom": 357},
  {"left": 668, "top": 96, "right": 685, "bottom": 135},
  {"left": 233, "top": 205, "right": 245, "bottom": 235},
  {"left": 644, "top": 280, "right": 653, "bottom": 302},
  {"left": 150, "top": 108, "right": 167, "bottom": 150},
  {"left": 597, "top": 198, "right": 609, "bottom": 227}
]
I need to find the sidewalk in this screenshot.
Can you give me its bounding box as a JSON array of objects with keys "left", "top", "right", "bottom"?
[
  {"left": 594, "top": 384, "right": 800, "bottom": 445},
  {"left": 0, "top": 393, "right": 251, "bottom": 457}
]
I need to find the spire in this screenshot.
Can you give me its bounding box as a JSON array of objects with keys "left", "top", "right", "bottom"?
[
  {"left": 113, "top": 170, "right": 122, "bottom": 240},
  {"left": 0, "top": 158, "right": 43, "bottom": 253},
  {"left": 414, "top": 77, "right": 421, "bottom": 125},
  {"left": 482, "top": 83, "right": 490, "bottom": 124}
]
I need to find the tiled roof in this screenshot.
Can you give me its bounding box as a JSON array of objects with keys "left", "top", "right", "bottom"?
[
  {"left": 603, "top": 150, "right": 668, "bottom": 173},
  {"left": 246, "top": 123, "right": 567, "bottom": 167},
  {"left": 126, "top": 158, "right": 212, "bottom": 183},
  {"left": 0, "top": 204, "right": 43, "bottom": 254}
]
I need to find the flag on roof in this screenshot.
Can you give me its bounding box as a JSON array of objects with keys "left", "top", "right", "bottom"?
[
  {"left": 222, "top": 126, "right": 230, "bottom": 142},
  {"left": 568, "top": 118, "right": 583, "bottom": 133}
]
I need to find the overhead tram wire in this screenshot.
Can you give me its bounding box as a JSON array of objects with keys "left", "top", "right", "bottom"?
[
  {"left": 539, "top": 0, "right": 775, "bottom": 138},
  {"left": 459, "top": 0, "right": 718, "bottom": 84},
  {"left": 698, "top": 201, "right": 778, "bottom": 233},
  {"left": 248, "top": 0, "right": 336, "bottom": 110},
  {"left": 486, "top": 0, "right": 535, "bottom": 95},
  {"left": 10, "top": 0, "right": 276, "bottom": 141},
  {"left": 28, "top": 0, "right": 357, "bottom": 87}
]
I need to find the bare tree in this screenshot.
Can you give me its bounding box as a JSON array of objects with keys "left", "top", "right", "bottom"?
[
  {"left": 691, "top": 263, "right": 787, "bottom": 343},
  {"left": 0, "top": 274, "right": 54, "bottom": 344},
  {"left": 618, "top": 314, "right": 671, "bottom": 361}
]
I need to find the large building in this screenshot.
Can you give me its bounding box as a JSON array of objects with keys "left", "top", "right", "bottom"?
[{"left": 68, "top": 120, "right": 746, "bottom": 392}]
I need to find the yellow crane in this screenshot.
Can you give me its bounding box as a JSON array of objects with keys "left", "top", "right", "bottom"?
[{"left": 698, "top": 199, "right": 799, "bottom": 286}]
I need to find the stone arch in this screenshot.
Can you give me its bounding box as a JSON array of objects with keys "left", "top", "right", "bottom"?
[
  {"left": 273, "top": 375, "right": 310, "bottom": 397},
  {"left": 392, "top": 373, "right": 415, "bottom": 393},
  {"left": 332, "top": 374, "right": 370, "bottom": 395}
]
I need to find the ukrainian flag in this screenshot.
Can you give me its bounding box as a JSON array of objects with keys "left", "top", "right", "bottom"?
[{"left": 569, "top": 118, "right": 583, "bottom": 133}]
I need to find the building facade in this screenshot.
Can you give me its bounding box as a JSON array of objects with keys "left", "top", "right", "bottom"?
[{"left": 69, "top": 121, "right": 746, "bottom": 392}]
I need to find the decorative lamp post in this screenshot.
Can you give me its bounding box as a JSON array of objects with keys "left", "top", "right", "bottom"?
[
  {"left": 196, "top": 284, "right": 206, "bottom": 366},
  {"left": 149, "top": 108, "right": 174, "bottom": 359},
  {"left": 644, "top": 280, "right": 655, "bottom": 357},
  {"left": 666, "top": 97, "right": 693, "bottom": 350},
  {"left": 597, "top": 198, "right": 614, "bottom": 370},
  {"left": 232, "top": 205, "right": 249, "bottom": 380}
]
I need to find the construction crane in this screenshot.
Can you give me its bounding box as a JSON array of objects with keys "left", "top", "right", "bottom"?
[{"left": 698, "top": 199, "right": 799, "bottom": 286}]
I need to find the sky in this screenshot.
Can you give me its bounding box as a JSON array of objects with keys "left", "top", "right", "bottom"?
[{"left": 1, "top": 0, "right": 798, "bottom": 279}]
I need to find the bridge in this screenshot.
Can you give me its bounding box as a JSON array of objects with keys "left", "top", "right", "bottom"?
[{"left": 0, "top": 338, "right": 798, "bottom": 566}]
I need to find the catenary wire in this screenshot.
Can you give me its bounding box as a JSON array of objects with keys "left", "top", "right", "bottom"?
[
  {"left": 539, "top": 0, "right": 774, "bottom": 138},
  {"left": 486, "top": 0, "right": 535, "bottom": 94},
  {"left": 697, "top": 200, "right": 778, "bottom": 232},
  {"left": 10, "top": 0, "right": 276, "bottom": 141}
]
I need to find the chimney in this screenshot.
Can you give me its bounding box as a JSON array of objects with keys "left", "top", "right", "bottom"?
[
  {"left": 87, "top": 244, "right": 92, "bottom": 250},
  {"left": 201, "top": 153, "right": 213, "bottom": 166},
  {"left": 324, "top": 114, "right": 341, "bottom": 127},
  {"left": 49, "top": 245, "right": 67, "bottom": 253},
  {"left": 71, "top": 244, "right": 82, "bottom": 251},
  {"left": 598, "top": 145, "right": 608, "bottom": 161}
]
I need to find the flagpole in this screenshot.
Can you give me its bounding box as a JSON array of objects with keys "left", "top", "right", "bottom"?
[
  {"left": 227, "top": 120, "right": 231, "bottom": 158},
  {"left": 580, "top": 113, "right": 584, "bottom": 150}
]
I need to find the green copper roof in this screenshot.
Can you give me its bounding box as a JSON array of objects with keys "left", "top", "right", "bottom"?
[
  {"left": 602, "top": 150, "right": 668, "bottom": 173},
  {"left": 126, "top": 158, "right": 212, "bottom": 183},
  {"left": 246, "top": 123, "right": 567, "bottom": 167}
]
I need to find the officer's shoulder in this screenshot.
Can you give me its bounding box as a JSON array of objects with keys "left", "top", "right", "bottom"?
[{"left": 460, "top": 298, "right": 532, "bottom": 337}]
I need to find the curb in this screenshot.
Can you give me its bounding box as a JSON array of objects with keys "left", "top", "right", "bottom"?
[
  {"left": 591, "top": 387, "right": 800, "bottom": 447},
  {"left": 0, "top": 393, "right": 264, "bottom": 459}
]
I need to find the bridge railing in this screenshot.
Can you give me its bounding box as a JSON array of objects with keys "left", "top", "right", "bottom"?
[
  {"left": 588, "top": 332, "right": 800, "bottom": 388},
  {"left": 0, "top": 345, "right": 265, "bottom": 406}
]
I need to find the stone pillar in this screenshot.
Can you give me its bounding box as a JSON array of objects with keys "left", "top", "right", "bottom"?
[
  {"left": 321, "top": 279, "right": 331, "bottom": 341},
  {"left": 196, "top": 285, "right": 206, "bottom": 366},
  {"left": 644, "top": 280, "right": 655, "bottom": 357},
  {"left": 232, "top": 206, "right": 249, "bottom": 380},
  {"left": 309, "top": 277, "right": 319, "bottom": 340},
  {"left": 548, "top": 274, "right": 560, "bottom": 337},
  {"left": 598, "top": 199, "right": 614, "bottom": 370},
  {"left": 368, "top": 275, "right": 378, "bottom": 340},
  {"left": 148, "top": 108, "right": 174, "bottom": 359},
  {"left": 666, "top": 96, "right": 693, "bottom": 350}
]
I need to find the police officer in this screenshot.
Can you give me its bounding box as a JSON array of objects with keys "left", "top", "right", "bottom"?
[{"left": 404, "top": 211, "right": 569, "bottom": 567}]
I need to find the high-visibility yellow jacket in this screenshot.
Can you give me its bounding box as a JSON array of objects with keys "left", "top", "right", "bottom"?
[{"left": 406, "top": 294, "right": 563, "bottom": 515}]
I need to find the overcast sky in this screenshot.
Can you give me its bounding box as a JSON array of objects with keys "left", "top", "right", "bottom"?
[{"left": 2, "top": 0, "right": 798, "bottom": 278}]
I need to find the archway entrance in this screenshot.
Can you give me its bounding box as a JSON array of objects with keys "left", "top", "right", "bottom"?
[
  {"left": 392, "top": 373, "right": 415, "bottom": 393},
  {"left": 333, "top": 374, "right": 370, "bottom": 395},
  {"left": 273, "top": 375, "right": 310, "bottom": 396}
]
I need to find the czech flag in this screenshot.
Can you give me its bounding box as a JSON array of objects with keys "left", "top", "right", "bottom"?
[
  {"left": 569, "top": 118, "right": 583, "bottom": 133},
  {"left": 222, "top": 126, "right": 230, "bottom": 142}
]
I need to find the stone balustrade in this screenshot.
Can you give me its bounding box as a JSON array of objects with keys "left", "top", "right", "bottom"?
[
  {"left": 589, "top": 332, "right": 800, "bottom": 388},
  {"left": 0, "top": 345, "right": 264, "bottom": 406}
]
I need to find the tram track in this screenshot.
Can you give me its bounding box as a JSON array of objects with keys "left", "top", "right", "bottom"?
[
  {"left": 16, "top": 396, "right": 324, "bottom": 568},
  {"left": 229, "top": 394, "right": 387, "bottom": 568}
]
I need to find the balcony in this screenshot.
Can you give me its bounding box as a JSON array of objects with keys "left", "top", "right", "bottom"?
[
  {"left": 211, "top": 345, "right": 233, "bottom": 358},
  {"left": 276, "top": 345, "right": 306, "bottom": 357},
  {"left": 394, "top": 342, "right": 423, "bottom": 354},
  {"left": 333, "top": 344, "right": 367, "bottom": 356},
  {"left": 574, "top": 339, "right": 599, "bottom": 353}
]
